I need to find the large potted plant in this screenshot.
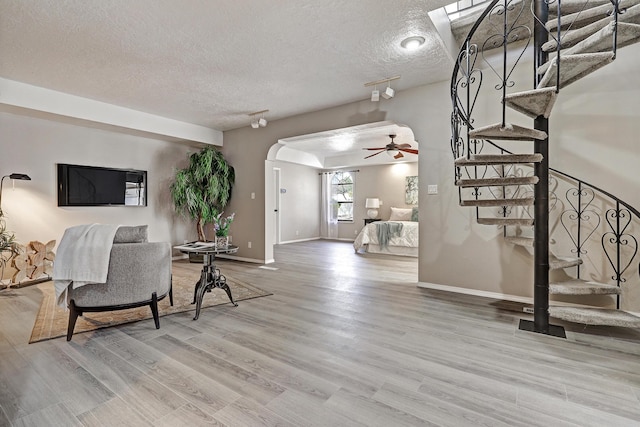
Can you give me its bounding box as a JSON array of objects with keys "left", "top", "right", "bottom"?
[{"left": 171, "top": 147, "right": 235, "bottom": 243}]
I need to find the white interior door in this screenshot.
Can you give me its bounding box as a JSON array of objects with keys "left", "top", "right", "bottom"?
[{"left": 273, "top": 168, "right": 281, "bottom": 244}]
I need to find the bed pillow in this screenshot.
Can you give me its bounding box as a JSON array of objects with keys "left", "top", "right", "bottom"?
[
  {"left": 411, "top": 207, "right": 419, "bottom": 222},
  {"left": 389, "top": 207, "right": 413, "bottom": 221},
  {"left": 113, "top": 225, "right": 148, "bottom": 243}
]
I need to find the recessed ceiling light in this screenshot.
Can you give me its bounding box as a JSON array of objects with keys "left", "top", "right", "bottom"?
[{"left": 400, "top": 36, "right": 425, "bottom": 51}]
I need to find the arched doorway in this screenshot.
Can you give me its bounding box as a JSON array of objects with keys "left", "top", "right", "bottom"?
[{"left": 264, "top": 121, "right": 418, "bottom": 263}]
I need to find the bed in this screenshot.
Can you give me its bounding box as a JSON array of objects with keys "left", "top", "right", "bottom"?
[{"left": 353, "top": 220, "right": 419, "bottom": 257}]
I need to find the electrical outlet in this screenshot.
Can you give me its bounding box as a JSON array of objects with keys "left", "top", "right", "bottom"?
[
  {"left": 427, "top": 185, "right": 438, "bottom": 195},
  {"left": 523, "top": 307, "right": 534, "bottom": 314},
  {"left": 295, "top": 230, "right": 299, "bottom": 236},
  {"left": 248, "top": 241, "right": 252, "bottom": 249}
]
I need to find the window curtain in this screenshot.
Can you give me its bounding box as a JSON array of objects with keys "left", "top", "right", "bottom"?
[{"left": 320, "top": 173, "right": 338, "bottom": 239}]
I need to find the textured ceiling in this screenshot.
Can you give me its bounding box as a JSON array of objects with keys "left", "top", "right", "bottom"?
[{"left": 0, "top": 0, "right": 455, "bottom": 131}]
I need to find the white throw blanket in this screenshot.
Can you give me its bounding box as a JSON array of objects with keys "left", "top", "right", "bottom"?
[{"left": 53, "top": 224, "right": 120, "bottom": 307}]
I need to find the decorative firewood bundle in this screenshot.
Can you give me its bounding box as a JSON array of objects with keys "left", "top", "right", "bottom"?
[{"left": 11, "top": 240, "right": 55, "bottom": 284}]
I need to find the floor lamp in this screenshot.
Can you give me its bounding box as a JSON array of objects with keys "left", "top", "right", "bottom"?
[{"left": 0, "top": 173, "right": 31, "bottom": 212}]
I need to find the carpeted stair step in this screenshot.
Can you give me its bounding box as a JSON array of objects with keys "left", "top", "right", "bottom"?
[
  {"left": 469, "top": 123, "right": 548, "bottom": 141},
  {"left": 460, "top": 198, "right": 534, "bottom": 207},
  {"left": 542, "top": 20, "right": 608, "bottom": 52},
  {"left": 546, "top": 0, "right": 630, "bottom": 32},
  {"left": 550, "top": 279, "right": 621, "bottom": 295},
  {"left": 504, "top": 236, "right": 534, "bottom": 247},
  {"left": 539, "top": 22, "right": 640, "bottom": 74},
  {"left": 477, "top": 217, "right": 535, "bottom": 226},
  {"left": 455, "top": 153, "right": 543, "bottom": 166},
  {"left": 567, "top": 22, "right": 640, "bottom": 55},
  {"left": 504, "top": 87, "right": 558, "bottom": 118},
  {"left": 456, "top": 176, "right": 539, "bottom": 187},
  {"left": 537, "top": 52, "right": 614, "bottom": 89},
  {"left": 542, "top": 4, "right": 640, "bottom": 52},
  {"left": 549, "top": 307, "right": 640, "bottom": 327},
  {"left": 549, "top": 256, "right": 583, "bottom": 270},
  {"left": 548, "top": 0, "right": 609, "bottom": 15}
]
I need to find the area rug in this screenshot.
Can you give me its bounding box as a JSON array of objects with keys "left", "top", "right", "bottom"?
[{"left": 29, "top": 270, "right": 271, "bottom": 343}]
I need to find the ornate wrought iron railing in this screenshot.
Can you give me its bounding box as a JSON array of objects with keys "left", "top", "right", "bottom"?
[
  {"left": 450, "top": 0, "right": 639, "bottom": 311},
  {"left": 466, "top": 145, "right": 640, "bottom": 310},
  {"left": 549, "top": 169, "right": 639, "bottom": 309}
]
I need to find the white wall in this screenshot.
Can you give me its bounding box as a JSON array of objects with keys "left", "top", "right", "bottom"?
[
  {"left": 0, "top": 111, "right": 197, "bottom": 255},
  {"left": 272, "top": 160, "right": 321, "bottom": 243}
]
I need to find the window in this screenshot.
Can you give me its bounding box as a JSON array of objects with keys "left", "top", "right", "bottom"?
[{"left": 331, "top": 171, "right": 354, "bottom": 221}]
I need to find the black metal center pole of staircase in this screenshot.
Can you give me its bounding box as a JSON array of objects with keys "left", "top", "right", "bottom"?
[
  {"left": 519, "top": 0, "right": 566, "bottom": 338},
  {"left": 533, "top": 0, "right": 550, "bottom": 334}
]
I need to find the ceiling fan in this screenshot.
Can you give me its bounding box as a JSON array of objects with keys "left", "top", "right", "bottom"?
[{"left": 363, "top": 134, "right": 418, "bottom": 159}]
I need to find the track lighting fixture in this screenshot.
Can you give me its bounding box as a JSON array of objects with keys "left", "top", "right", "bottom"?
[
  {"left": 382, "top": 84, "right": 395, "bottom": 100},
  {"left": 364, "top": 76, "right": 400, "bottom": 102},
  {"left": 371, "top": 87, "right": 380, "bottom": 102},
  {"left": 248, "top": 109, "right": 269, "bottom": 129}
]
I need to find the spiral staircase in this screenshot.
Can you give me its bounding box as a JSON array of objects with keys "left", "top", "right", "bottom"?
[{"left": 450, "top": 0, "right": 640, "bottom": 335}]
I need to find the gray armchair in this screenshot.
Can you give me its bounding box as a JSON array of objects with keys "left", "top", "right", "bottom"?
[{"left": 66, "top": 226, "right": 172, "bottom": 341}]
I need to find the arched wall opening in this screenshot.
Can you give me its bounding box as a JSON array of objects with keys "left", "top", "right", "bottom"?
[{"left": 264, "top": 120, "right": 419, "bottom": 262}]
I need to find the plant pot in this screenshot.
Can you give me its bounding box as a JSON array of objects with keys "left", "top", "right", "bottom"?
[{"left": 215, "top": 236, "right": 229, "bottom": 249}]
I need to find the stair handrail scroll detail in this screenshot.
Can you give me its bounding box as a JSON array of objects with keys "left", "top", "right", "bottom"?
[{"left": 450, "top": 0, "right": 640, "bottom": 323}]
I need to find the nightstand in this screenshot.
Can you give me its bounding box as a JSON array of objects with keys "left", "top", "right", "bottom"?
[{"left": 364, "top": 218, "right": 380, "bottom": 225}]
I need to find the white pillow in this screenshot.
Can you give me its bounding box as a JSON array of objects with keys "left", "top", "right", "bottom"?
[{"left": 389, "top": 207, "right": 412, "bottom": 221}]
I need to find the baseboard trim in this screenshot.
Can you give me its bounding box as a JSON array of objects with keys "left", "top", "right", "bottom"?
[
  {"left": 320, "top": 237, "right": 355, "bottom": 242},
  {"left": 172, "top": 254, "right": 188, "bottom": 261},
  {"left": 417, "top": 282, "right": 630, "bottom": 312},
  {"left": 279, "top": 237, "right": 321, "bottom": 244},
  {"left": 417, "top": 282, "right": 533, "bottom": 304}
]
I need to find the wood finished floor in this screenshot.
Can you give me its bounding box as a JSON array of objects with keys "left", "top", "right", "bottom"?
[{"left": 2, "top": 240, "right": 640, "bottom": 426}]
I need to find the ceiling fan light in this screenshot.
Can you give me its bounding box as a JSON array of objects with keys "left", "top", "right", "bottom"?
[
  {"left": 382, "top": 86, "right": 395, "bottom": 99},
  {"left": 386, "top": 149, "right": 400, "bottom": 158},
  {"left": 371, "top": 89, "right": 380, "bottom": 102}
]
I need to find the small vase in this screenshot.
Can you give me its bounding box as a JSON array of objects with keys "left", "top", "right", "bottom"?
[{"left": 215, "top": 236, "right": 229, "bottom": 249}]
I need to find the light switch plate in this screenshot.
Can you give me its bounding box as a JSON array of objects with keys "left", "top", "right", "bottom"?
[{"left": 427, "top": 185, "right": 438, "bottom": 195}]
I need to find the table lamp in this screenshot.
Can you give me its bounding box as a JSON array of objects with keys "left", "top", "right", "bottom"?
[{"left": 365, "top": 198, "right": 380, "bottom": 219}]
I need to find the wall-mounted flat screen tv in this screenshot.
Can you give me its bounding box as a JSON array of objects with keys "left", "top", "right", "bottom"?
[{"left": 57, "top": 163, "right": 147, "bottom": 206}]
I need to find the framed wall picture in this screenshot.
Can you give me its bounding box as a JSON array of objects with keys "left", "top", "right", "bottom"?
[{"left": 406, "top": 176, "right": 418, "bottom": 205}]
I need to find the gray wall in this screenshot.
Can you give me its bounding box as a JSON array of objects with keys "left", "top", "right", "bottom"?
[
  {"left": 3, "top": 39, "right": 638, "bottom": 301},
  {"left": 268, "top": 161, "right": 419, "bottom": 243},
  {"left": 223, "top": 42, "right": 640, "bottom": 300},
  {"left": 0, "top": 111, "right": 196, "bottom": 253},
  {"left": 338, "top": 162, "right": 419, "bottom": 240}
]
